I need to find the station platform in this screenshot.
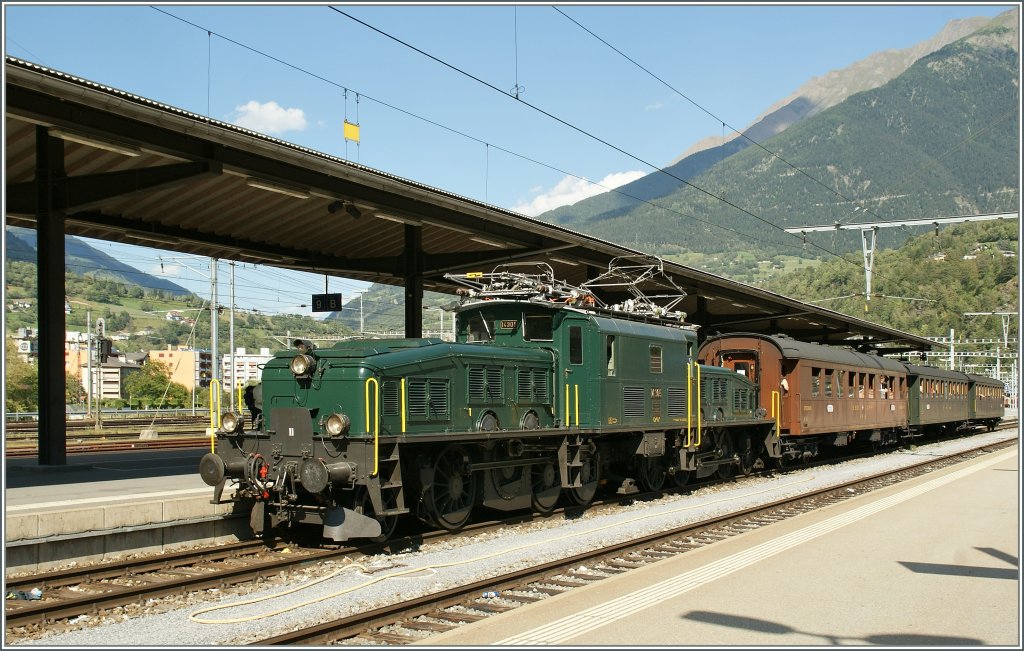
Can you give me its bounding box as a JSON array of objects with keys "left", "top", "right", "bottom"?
[
  {"left": 419, "top": 445, "right": 1020, "bottom": 647},
  {"left": 4, "top": 447, "right": 247, "bottom": 574}
]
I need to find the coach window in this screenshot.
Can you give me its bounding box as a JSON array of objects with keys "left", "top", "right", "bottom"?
[
  {"left": 868, "top": 374, "right": 876, "bottom": 399},
  {"left": 569, "top": 326, "right": 583, "bottom": 365},
  {"left": 849, "top": 371, "right": 856, "bottom": 398},
  {"left": 824, "top": 369, "right": 834, "bottom": 398},
  {"left": 858, "top": 373, "right": 865, "bottom": 398},
  {"left": 836, "top": 371, "right": 844, "bottom": 398},
  {"left": 606, "top": 335, "right": 616, "bottom": 376},
  {"left": 811, "top": 368, "right": 820, "bottom": 397},
  {"left": 899, "top": 377, "right": 905, "bottom": 399}
]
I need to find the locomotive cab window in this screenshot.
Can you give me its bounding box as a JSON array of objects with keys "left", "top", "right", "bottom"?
[
  {"left": 569, "top": 326, "right": 583, "bottom": 364},
  {"left": 524, "top": 315, "right": 553, "bottom": 341},
  {"left": 466, "top": 314, "right": 494, "bottom": 342}
]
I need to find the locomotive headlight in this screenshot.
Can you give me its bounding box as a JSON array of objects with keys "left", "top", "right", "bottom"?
[
  {"left": 325, "top": 413, "right": 351, "bottom": 437},
  {"left": 290, "top": 353, "right": 316, "bottom": 378},
  {"left": 221, "top": 411, "right": 242, "bottom": 433}
]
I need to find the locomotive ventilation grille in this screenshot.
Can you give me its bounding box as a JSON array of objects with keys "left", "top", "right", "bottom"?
[
  {"left": 668, "top": 387, "right": 687, "bottom": 417},
  {"left": 517, "top": 369, "right": 550, "bottom": 403},
  {"left": 405, "top": 378, "right": 451, "bottom": 418},
  {"left": 469, "top": 367, "right": 504, "bottom": 402},
  {"left": 733, "top": 388, "right": 750, "bottom": 411},
  {"left": 623, "top": 386, "right": 646, "bottom": 418},
  {"left": 702, "top": 378, "right": 727, "bottom": 403}
]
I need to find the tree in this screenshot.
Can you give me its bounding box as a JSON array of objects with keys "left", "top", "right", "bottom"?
[
  {"left": 122, "top": 359, "right": 190, "bottom": 409},
  {"left": 5, "top": 338, "right": 38, "bottom": 412},
  {"left": 66, "top": 371, "right": 84, "bottom": 404}
]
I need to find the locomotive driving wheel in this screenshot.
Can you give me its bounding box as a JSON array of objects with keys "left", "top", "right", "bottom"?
[
  {"left": 736, "top": 433, "right": 756, "bottom": 477},
  {"left": 425, "top": 444, "right": 478, "bottom": 531},
  {"left": 716, "top": 432, "right": 735, "bottom": 480},
  {"left": 637, "top": 455, "right": 667, "bottom": 492},
  {"left": 566, "top": 451, "right": 601, "bottom": 506},
  {"left": 530, "top": 459, "right": 561, "bottom": 514},
  {"left": 671, "top": 467, "right": 693, "bottom": 489}
]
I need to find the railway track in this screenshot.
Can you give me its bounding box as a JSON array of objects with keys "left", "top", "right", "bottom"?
[
  {"left": 4, "top": 434, "right": 211, "bottom": 457},
  {"left": 253, "top": 435, "right": 1018, "bottom": 646},
  {"left": 5, "top": 416, "right": 210, "bottom": 433},
  {"left": 4, "top": 428, "right": 1015, "bottom": 644}
]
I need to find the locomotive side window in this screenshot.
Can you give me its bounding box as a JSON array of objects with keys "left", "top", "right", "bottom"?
[
  {"left": 606, "top": 335, "right": 616, "bottom": 376},
  {"left": 569, "top": 326, "right": 583, "bottom": 365},
  {"left": 524, "top": 315, "right": 553, "bottom": 341},
  {"left": 650, "top": 345, "right": 663, "bottom": 374}
]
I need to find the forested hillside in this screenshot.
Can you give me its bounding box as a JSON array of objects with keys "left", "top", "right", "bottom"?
[
  {"left": 762, "top": 220, "right": 1018, "bottom": 340},
  {"left": 539, "top": 15, "right": 1019, "bottom": 283},
  {"left": 3, "top": 260, "right": 356, "bottom": 354}
]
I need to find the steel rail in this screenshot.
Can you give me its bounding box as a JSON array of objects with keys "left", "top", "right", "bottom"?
[{"left": 251, "top": 435, "right": 1017, "bottom": 645}]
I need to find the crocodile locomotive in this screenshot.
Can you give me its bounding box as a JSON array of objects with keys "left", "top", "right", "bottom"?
[
  {"left": 199, "top": 260, "right": 776, "bottom": 542},
  {"left": 199, "top": 259, "right": 1003, "bottom": 543}
]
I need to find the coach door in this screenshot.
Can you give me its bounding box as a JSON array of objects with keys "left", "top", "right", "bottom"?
[{"left": 718, "top": 351, "right": 759, "bottom": 384}]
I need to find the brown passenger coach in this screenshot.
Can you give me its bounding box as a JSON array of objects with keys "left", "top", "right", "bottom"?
[{"left": 698, "top": 333, "right": 910, "bottom": 460}]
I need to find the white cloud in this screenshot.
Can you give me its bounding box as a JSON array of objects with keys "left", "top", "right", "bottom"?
[
  {"left": 512, "top": 170, "right": 646, "bottom": 217},
  {"left": 230, "top": 100, "right": 307, "bottom": 134},
  {"left": 152, "top": 262, "right": 182, "bottom": 277},
  {"left": 645, "top": 101, "right": 665, "bottom": 111}
]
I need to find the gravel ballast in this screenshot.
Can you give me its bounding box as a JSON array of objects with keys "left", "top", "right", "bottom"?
[{"left": 9, "top": 429, "right": 1016, "bottom": 647}]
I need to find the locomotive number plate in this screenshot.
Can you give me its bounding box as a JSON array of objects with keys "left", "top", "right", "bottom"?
[{"left": 500, "top": 320, "right": 519, "bottom": 330}]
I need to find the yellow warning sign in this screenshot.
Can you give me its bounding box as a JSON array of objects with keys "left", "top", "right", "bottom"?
[{"left": 343, "top": 120, "right": 360, "bottom": 143}]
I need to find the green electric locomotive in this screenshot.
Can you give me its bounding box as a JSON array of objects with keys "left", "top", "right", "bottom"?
[{"left": 199, "top": 260, "right": 776, "bottom": 542}]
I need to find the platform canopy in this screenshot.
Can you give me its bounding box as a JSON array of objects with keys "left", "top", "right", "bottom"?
[{"left": 5, "top": 56, "right": 936, "bottom": 354}]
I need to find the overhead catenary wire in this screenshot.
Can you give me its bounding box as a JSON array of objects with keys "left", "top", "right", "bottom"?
[
  {"left": 552, "top": 7, "right": 1019, "bottom": 240},
  {"left": 329, "top": 7, "right": 904, "bottom": 285},
  {"left": 148, "top": 7, "right": 803, "bottom": 253},
  {"left": 147, "top": 7, "right": 1011, "bottom": 296}
]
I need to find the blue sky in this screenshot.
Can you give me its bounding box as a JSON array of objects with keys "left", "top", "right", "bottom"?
[{"left": 3, "top": 2, "right": 1014, "bottom": 318}]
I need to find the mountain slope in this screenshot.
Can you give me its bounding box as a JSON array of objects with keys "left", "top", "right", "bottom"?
[
  {"left": 5, "top": 227, "right": 191, "bottom": 296},
  {"left": 538, "top": 10, "right": 1014, "bottom": 243},
  {"left": 544, "top": 14, "right": 1019, "bottom": 269}
]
